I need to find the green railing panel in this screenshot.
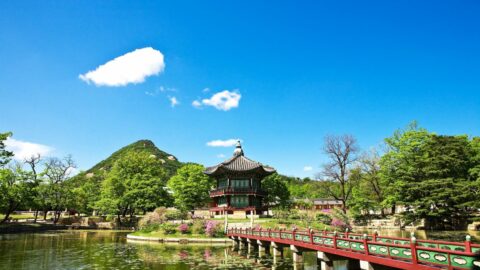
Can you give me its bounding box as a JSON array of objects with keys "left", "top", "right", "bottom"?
[
  {"left": 450, "top": 255, "right": 478, "bottom": 269},
  {"left": 350, "top": 242, "right": 364, "bottom": 251},
  {"left": 388, "top": 247, "right": 412, "bottom": 259},
  {"left": 369, "top": 244, "right": 389, "bottom": 255},
  {"left": 337, "top": 240, "right": 351, "bottom": 249},
  {"left": 271, "top": 232, "right": 279, "bottom": 238},
  {"left": 302, "top": 235, "right": 310, "bottom": 242},
  {"left": 417, "top": 250, "right": 449, "bottom": 265},
  {"left": 323, "top": 238, "right": 334, "bottom": 246},
  {"left": 439, "top": 244, "right": 465, "bottom": 252},
  {"left": 281, "top": 233, "right": 293, "bottom": 239},
  {"left": 295, "top": 234, "right": 303, "bottom": 241},
  {"left": 472, "top": 247, "right": 480, "bottom": 253},
  {"left": 313, "top": 236, "right": 323, "bottom": 244}
]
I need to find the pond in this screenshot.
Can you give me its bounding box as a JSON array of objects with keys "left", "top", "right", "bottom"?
[{"left": 0, "top": 230, "right": 478, "bottom": 269}]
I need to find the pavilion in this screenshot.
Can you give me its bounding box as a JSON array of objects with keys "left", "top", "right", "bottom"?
[{"left": 204, "top": 141, "right": 275, "bottom": 218}]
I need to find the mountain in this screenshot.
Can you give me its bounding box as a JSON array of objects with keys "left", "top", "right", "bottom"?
[{"left": 72, "top": 140, "right": 183, "bottom": 185}]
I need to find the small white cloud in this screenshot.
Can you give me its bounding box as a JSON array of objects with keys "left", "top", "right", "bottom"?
[
  {"left": 196, "top": 90, "right": 241, "bottom": 111},
  {"left": 207, "top": 139, "right": 240, "bottom": 147},
  {"left": 192, "top": 100, "right": 202, "bottom": 108},
  {"left": 303, "top": 166, "right": 313, "bottom": 172},
  {"left": 79, "top": 47, "right": 165, "bottom": 87},
  {"left": 202, "top": 87, "right": 210, "bottom": 93},
  {"left": 169, "top": 96, "right": 179, "bottom": 107},
  {"left": 5, "top": 138, "right": 54, "bottom": 161},
  {"left": 217, "top": 154, "right": 226, "bottom": 158}
]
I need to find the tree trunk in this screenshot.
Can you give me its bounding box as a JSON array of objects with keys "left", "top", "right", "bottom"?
[
  {"left": 391, "top": 203, "right": 396, "bottom": 215},
  {"left": 1, "top": 212, "right": 11, "bottom": 224},
  {"left": 43, "top": 210, "right": 48, "bottom": 220},
  {"left": 117, "top": 213, "right": 122, "bottom": 225},
  {"left": 34, "top": 210, "right": 39, "bottom": 223}
]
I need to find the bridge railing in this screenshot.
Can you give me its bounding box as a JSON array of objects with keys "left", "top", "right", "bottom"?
[{"left": 227, "top": 227, "right": 480, "bottom": 269}]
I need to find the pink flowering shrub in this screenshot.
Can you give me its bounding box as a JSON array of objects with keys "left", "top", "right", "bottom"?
[
  {"left": 178, "top": 223, "right": 190, "bottom": 234},
  {"left": 205, "top": 220, "right": 217, "bottom": 237}
]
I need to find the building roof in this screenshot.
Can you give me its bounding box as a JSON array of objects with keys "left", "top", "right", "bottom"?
[
  {"left": 204, "top": 141, "right": 276, "bottom": 177},
  {"left": 313, "top": 198, "right": 343, "bottom": 205}
]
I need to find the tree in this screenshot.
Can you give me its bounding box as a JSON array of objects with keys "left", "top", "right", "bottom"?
[
  {"left": 262, "top": 173, "right": 291, "bottom": 209},
  {"left": 319, "top": 135, "right": 359, "bottom": 213},
  {"left": 0, "top": 132, "right": 13, "bottom": 167},
  {"left": 381, "top": 123, "right": 474, "bottom": 229},
  {"left": 0, "top": 163, "right": 31, "bottom": 223},
  {"left": 43, "top": 156, "right": 77, "bottom": 223},
  {"left": 168, "top": 164, "right": 215, "bottom": 211},
  {"left": 97, "top": 151, "right": 171, "bottom": 222},
  {"left": 23, "top": 154, "right": 42, "bottom": 222},
  {"left": 350, "top": 149, "right": 387, "bottom": 216}
]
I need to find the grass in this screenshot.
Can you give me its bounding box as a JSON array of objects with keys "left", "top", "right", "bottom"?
[
  {"left": 130, "top": 231, "right": 216, "bottom": 238},
  {"left": 0, "top": 213, "right": 38, "bottom": 220}
]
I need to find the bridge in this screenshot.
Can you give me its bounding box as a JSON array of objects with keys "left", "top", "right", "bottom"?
[{"left": 227, "top": 227, "right": 480, "bottom": 270}]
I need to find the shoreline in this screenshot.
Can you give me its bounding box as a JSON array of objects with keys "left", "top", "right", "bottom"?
[{"left": 126, "top": 234, "right": 232, "bottom": 244}]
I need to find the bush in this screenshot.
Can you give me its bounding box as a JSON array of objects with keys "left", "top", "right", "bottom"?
[
  {"left": 165, "top": 209, "right": 188, "bottom": 221},
  {"left": 315, "top": 213, "right": 332, "bottom": 224},
  {"left": 178, "top": 223, "right": 190, "bottom": 234},
  {"left": 205, "top": 220, "right": 224, "bottom": 237},
  {"left": 330, "top": 208, "right": 351, "bottom": 231},
  {"left": 160, "top": 223, "right": 177, "bottom": 235},
  {"left": 191, "top": 220, "right": 205, "bottom": 235}
]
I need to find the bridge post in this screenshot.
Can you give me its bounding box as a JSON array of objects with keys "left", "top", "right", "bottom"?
[
  {"left": 317, "top": 251, "right": 334, "bottom": 270},
  {"left": 238, "top": 237, "right": 247, "bottom": 250},
  {"left": 257, "top": 240, "right": 271, "bottom": 257},
  {"left": 359, "top": 260, "right": 374, "bottom": 270},
  {"left": 290, "top": 245, "right": 304, "bottom": 264},
  {"left": 247, "top": 238, "right": 257, "bottom": 255}
]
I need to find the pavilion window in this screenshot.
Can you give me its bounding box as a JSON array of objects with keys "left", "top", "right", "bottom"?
[{"left": 218, "top": 179, "right": 228, "bottom": 188}]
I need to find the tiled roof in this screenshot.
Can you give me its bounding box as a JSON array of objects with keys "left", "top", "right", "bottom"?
[{"left": 204, "top": 141, "right": 275, "bottom": 177}]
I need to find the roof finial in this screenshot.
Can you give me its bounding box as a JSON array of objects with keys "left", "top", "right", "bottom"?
[{"left": 233, "top": 140, "right": 244, "bottom": 156}]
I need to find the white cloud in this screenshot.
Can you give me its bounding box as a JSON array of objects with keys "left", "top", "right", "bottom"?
[
  {"left": 303, "top": 166, "right": 313, "bottom": 172},
  {"left": 192, "top": 100, "right": 202, "bottom": 108},
  {"left": 194, "top": 90, "right": 241, "bottom": 111},
  {"left": 217, "top": 154, "right": 226, "bottom": 158},
  {"left": 169, "top": 96, "right": 179, "bottom": 107},
  {"left": 206, "top": 139, "right": 240, "bottom": 147},
  {"left": 146, "top": 86, "right": 176, "bottom": 96},
  {"left": 5, "top": 138, "right": 54, "bottom": 161},
  {"left": 202, "top": 88, "right": 210, "bottom": 93},
  {"left": 79, "top": 47, "right": 165, "bottom": 87}
]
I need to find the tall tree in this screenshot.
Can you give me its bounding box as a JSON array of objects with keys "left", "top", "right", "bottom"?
[
  {"left": 262, "top": 173, "right": 291, "bottom": 209},
  {"left": 43, "top": 156, "right": 76, "bottom": 223},
  {"left": 0, "top": 163, "right": 31, "bottom": 223},
  {"left": 168, "top": 163, "right": 214, "bottom": 212},
  {"left": 97, "top": 151, "right": 171, "bottom": 222},
  {"left": 319, "top": 135, "right": 359, "bottom": 213},
  {"left": 381, "top": 123, "right": 474, "bottom": 229}
]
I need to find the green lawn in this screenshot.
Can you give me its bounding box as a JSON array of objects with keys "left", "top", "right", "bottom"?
[
  {"left": 0, "top": 213, "right": 37, "bottom": 220},
  {"left": 130, "top": 231, "right": 216, "bottom": 238}
]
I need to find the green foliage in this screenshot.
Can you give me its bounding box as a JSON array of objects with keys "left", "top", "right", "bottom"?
[
  {"left": 165, "top": 209, "right": 187, "bottom": 220},
  {"left": 167, "top": 164, "right": 215, "bottom": 211},
  {"left": 160, "top": 223, "right": 177, "bottom": 234},
  {"left": 381, "top": 123, "right": 477, "bottom": 229},
  {"left": 96, "top": 151, "right": 171, "bottom": 218},
  {"left": 191, "top": 220, "right": 206, "bottom": 235},
  {"left": 0, "top": 166, "right": 31, "bottom": 222},
  {"left": 262, "top": 173, "right": 291, "bottom": 209},
  {"left": 0, "top": 132, "right": 13, "bottom": 168},
  {"left": 138, "top": 207, "right": 169, "bottom": 229},
  {"left": 315, "top": 212, "right": 332, "bottom": 224}
]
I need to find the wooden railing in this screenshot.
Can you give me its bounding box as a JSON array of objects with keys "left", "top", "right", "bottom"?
[
  {"left": 227, "top": 227, "right": 480, "bottom": 269},
  {"left": 210, "top": 187, "right": 266, "bottom": 197}
]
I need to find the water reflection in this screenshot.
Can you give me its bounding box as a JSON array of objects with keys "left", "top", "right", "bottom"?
[{"left": 0, "top": 230, "right": 478, "bottom": 270}]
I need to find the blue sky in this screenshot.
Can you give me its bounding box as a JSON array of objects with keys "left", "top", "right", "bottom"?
[{"left": 1, "top": 1, "right": 479, "bottom": 177}]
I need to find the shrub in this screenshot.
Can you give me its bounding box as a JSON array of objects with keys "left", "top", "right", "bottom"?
[
  {"left": 205, "top": 220, "right": 225, "bottom": 237},
  {"left": 138, "top": 207, "right": 170, "bottom": 229},
  {"left": 165, "top": 209, "right": 188, "bottom": 220},
  {"left": 315, "top": 213, "right": 332, "bottom": 224},
  {"left": 330, "top": 208, "right": 351, "bottom": 231},
  {"left": 191, "top": 220, "right": 205, "bottom": 235},
  {"left": 160, "top": 223, "right": 177, "bottom": 235},
  {"left": 178, "top": 223, "right": 190, "bottom": 234}
]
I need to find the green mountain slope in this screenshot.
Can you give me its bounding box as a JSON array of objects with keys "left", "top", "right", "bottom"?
[{"left": 87, "top": 139, "right": 182, "bottom": 177}]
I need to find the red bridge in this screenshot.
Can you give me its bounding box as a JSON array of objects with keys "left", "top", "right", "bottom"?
[{"left": 227, "top": 227, "right": 480, "bottom": 270}]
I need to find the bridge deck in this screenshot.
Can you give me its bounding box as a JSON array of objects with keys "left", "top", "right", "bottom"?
[{"left": 227, "top": 228, "right": 480, "bottom": 270}]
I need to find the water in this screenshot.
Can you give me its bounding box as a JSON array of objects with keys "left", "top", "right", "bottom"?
[{"left": 0, "top": 230, "right": 478, "bottom": 270}]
